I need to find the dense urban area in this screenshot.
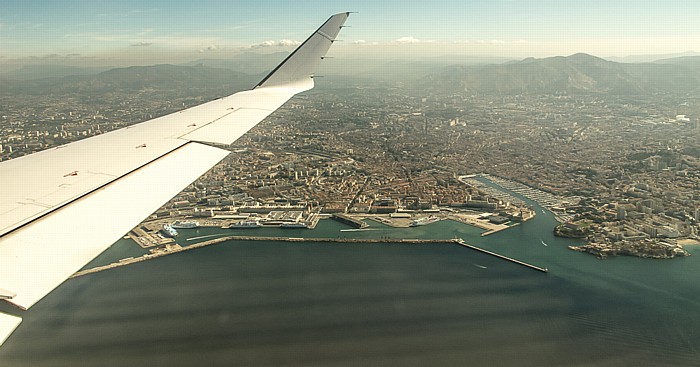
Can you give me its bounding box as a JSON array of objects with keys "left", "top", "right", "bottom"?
[{"left": 2, "top": 54, "right": 700, "bottom": 259}]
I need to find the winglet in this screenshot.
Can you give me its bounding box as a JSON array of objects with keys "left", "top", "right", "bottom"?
[{"left": 255, "top": 12, "right": 350, "bottom": 90}]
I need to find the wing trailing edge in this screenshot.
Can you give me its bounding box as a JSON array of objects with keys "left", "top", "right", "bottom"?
[{"left": 0, "top": 143, "right": 229, "bottom": 311}]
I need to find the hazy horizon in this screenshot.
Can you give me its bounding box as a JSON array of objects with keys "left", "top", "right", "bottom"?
[
  {"left": 1, "top": 1, "right": 699, "bottom": 69},
  {"left": 2, "top": 48, "right": 699, "bottom": 75}
]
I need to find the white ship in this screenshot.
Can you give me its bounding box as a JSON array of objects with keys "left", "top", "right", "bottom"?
[
  {"left": 409, "top": 216, "right": 441, "bottom": 227},
  {"left": 229, "top": 220, "right": 261, "bottom": 229},
  {"left": 161, "top": 224, "right": 178, "bottom": 238},
  {"left": 171, "top": 220, "right": 200, "bottom": 229}
]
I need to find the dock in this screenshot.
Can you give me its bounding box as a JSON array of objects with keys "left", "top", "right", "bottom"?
[
  {"left": 71, "top": 236, "right": 548, "bottom": 278},
  {"left": 480, "top": 227, "right": 511, "bottom": 237},
  {"left": 446, "top": 214, "right": 515, "bottom": 237},
  {"left": 331, "top": 214, "right": 368, "bottom": 229}
]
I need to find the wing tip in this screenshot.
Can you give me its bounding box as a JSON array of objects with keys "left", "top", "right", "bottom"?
[{"left": 254, "top": 12, "right": 351, "bottom": 90}]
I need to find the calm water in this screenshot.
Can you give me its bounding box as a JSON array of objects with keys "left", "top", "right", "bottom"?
[{"left": 3, "top": 181, "right": 700, "bottom": 366}]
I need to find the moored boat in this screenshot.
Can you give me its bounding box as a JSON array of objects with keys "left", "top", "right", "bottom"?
[
  {"left": 229, "top": 220, "right": 261, "bottom": 229},
  {"left": 171, "top": 220, "right": 200, "bottom": 229}
]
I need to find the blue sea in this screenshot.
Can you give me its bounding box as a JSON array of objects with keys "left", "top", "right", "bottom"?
[{"left": 3, "top": 181, "right": 700, "bottom": 366}]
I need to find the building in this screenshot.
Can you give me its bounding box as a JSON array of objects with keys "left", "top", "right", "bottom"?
[
  {"left": 616, "top": 206, "right": 627, "bottom": 220},
  {"left": 488, "top": 215, "right": 510, "bottom": 225}
]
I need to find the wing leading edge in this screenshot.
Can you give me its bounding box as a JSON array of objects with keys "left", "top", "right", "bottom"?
[{"left": 0, "top": 12, "right": 350, "bottom": 346}]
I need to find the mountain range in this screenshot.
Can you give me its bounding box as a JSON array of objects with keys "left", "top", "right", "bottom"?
[
  {"left": 0, "top": 64, "right": 260, "bottom": 96},
  {"left": 1, "top": 53, "right": 698, "bottom": 96},
  {"left": 422, "top": 53, "right": 700, "bottom": 95}
]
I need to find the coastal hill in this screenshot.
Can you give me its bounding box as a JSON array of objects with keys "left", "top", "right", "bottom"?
[
  {"left": 0, "top": 64, "right": 260, "bottom": 96},
  {"left": 181, "top": 51, "right": 291, "bottom": 75},
  {"left": 2, "top": 53, "right": 699, "bottom": 96},
  {"left": 421, "top": 53, "right": 700, "bottom": 95}
]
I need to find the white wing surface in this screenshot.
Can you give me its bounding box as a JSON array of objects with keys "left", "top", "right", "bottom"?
[
  {"left": 0, "top": 314, "right": 21, "bottom": 346},
  {"left": 0, "top": 12, "right": 350, "bottom": 346}
]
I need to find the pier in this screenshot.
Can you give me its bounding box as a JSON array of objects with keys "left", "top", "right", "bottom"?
[
  {"left": 71, "top": 236, "right": 548, "bottom": 278},
  {"left": 480, "top": 227, "right": 511, "bottom": 237}
]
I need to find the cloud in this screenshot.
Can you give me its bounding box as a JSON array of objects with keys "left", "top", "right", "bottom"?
[
  {"left": 279, "top": 39, "right": 301, "bottom": 47},
  {"left": 476, "top": 39, "right": 507, "bottom": 44},
  {"left": 250, "top": 39, "right": 301, "bottom": 49},
  {"left": 351, "top": 40, "right": 380, "bottom": 46},
  {"left": 131, "top": 42, "right": 153, "bottom": 47},
  {"left": 396, "top": 36, "right": 421, "bottom": 44},
  {"left": 198, "top": 45, "right": 219, "bottom": 53}
]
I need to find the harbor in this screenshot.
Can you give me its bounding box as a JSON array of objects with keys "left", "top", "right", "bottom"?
[{"left": 72, "top": 235, "right": 548, "bottom": 278}]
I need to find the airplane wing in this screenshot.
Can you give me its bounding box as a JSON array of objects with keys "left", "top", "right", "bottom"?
[{"left": 0, "top": 12, "right": 350, "bottom": 346}]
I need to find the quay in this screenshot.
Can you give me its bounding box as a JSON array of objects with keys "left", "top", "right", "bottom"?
[
  {"left": 71, "top": 236, "right": 548, "bottom": 278},
  {"left": 445, "top": 214, "right": 524, "bottom": 237},
  {"left": 331, "top": 214, "right": 369, "bottom": 229},
  {"left": 480, "top": 227, "right": 511, "bottom": 237}
]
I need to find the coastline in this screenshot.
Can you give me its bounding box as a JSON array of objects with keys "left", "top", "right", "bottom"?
[{"left": 677, "top": 239, "right": 700, "bottom": 247}]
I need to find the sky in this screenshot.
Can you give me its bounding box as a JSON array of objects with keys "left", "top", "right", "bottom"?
[{"left": 1, "top": 0, "right": 699, "bottom": 66}]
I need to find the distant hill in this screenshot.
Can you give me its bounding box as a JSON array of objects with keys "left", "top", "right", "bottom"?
[
  {"left": 0, "top": 64, "right": 261, "bottom": 96},
  {"left": 607, "top": 51, "right": 700, "bottom": 64},
  {"left": 3, "top": 53, "right": 699, "bottom": 97},
  {"left": 181, "top": 52, "right": 290, "bottom": 75},
  {"left": 653, "top": 56, "right": 700, "bottom": 68},
  {"left": 0, "top": 64, "right": 110, "bottom": 80},
  {"left": 422, "top": 53, "right": 700, "bottom": 95}
]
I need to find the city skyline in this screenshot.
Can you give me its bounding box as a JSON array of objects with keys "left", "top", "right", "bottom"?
[{"left": 1, "top": 1, "right": 699, "bottom": 65}]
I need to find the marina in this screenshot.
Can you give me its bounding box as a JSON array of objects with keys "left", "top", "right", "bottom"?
[{"left": 478, "top": 174, "right": 578, "bottom": 223}]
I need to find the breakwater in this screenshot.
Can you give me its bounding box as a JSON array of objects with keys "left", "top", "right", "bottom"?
[{"left": 72, "top": 236, "right": 548, "bottom": 278}]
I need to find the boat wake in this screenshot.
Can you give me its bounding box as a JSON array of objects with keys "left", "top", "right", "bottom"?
[
  {"left": 340, "top": 228, "right": 377, "bottom": 232},
  {"left": 472, "top": 263, "right": 488, "bottom": 269},
  {"left": 541, "top": 240, "right": 548, "bottom": 247}
]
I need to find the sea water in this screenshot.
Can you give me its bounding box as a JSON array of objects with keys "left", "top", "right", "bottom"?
[{"left": 3, "top": 183, "right": 700, "bottom": 366}]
